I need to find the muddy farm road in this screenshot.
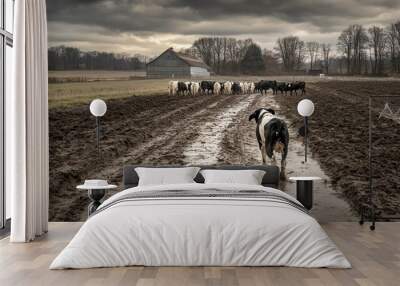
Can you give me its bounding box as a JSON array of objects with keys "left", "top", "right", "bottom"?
[{"left": 50, "top": 81, "right": 400, "bottom": 222}]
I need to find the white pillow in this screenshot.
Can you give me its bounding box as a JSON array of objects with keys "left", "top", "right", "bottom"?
[
  {"left": 200, "top": 169, "right": 266, "bottom": 185},
  {"left": 135, "top": 167, "right": 200, "bottom": 186}
]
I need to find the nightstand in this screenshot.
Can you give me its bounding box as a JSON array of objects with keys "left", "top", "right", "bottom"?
[
  {"left": 289, "top": 177, "right": 322, "bottom": 210},
  {"left": 77, "top": 180, "right": 117, "bottom": 216}
]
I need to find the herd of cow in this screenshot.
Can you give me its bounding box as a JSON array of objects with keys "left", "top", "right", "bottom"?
[{"left": 168, "top": 80, "right": 306, "bottom": 96}]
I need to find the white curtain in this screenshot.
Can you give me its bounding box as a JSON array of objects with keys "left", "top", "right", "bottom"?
[{"left": 8, "top": 0, "right": 49, "bottom": 242}]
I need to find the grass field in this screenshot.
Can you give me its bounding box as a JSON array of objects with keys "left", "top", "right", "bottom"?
[
  {"left": 49, "top": 79, "right": 170, "bottom": 108},
  {"left": 48, "top": 71, "right": 319, "bottom": 108},
  {"left": 48, "top": 70, "right": 146, "bottom": 81},
  {"left": 46, "top": 72, "right": 329, "bottom": 108},
  {"left": 48, "top": 71, "right": 400, "bottom": 109}
]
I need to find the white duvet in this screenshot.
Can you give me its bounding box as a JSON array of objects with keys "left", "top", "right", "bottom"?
[{"left": 50, "top": 183, "right": 351, "bottom": 269}]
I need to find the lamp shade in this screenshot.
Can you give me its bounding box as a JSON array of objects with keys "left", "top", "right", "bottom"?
[
  {"left": 90, "top": 99, "right": 107, "bottom": 117},
  {"left": 297, "top": 99, "right": 315, "bottom": 117}
]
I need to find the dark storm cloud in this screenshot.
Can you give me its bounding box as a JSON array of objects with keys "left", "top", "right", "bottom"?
[
  {"left": 47, "top": 0, "right": 400, "bottom": 34},
  {"left": 46, "top": 0, "right": 400, "bottom": 54}
]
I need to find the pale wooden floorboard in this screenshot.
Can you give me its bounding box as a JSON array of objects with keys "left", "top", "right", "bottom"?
[{"left": 0, "top": 222, "right": 399, "bottom": 286}]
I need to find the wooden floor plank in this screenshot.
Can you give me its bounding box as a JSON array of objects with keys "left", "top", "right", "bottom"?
[{"left": 0, "top": 222, "right": 399, "bottom": 286}]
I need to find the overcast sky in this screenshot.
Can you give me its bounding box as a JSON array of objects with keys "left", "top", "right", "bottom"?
[{"left": 47, "top": 0, "right": 400, "bottom": 57}]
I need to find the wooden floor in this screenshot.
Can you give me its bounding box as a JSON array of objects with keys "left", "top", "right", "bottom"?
[{"left": 0, "top": 222, "right": 399, "bottom": 286}]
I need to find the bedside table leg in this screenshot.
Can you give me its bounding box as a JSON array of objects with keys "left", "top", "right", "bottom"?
[
  {"left": 296, "top": 181, "right": 313, "bottom": 210},
  {"left": 87, "top": 189, "right": 106, "bottom": 216}
]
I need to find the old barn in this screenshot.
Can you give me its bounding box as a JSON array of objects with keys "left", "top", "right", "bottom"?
[{"left": 146, "top": 48, "right": 211, "bottom": 78}]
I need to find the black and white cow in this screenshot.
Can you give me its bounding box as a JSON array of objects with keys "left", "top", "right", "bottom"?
[
  {"left": 249, "top": 108, "right": 289, "bottom": 179},
  {"left": 219, "top": 82, "right": 225, "bottom": 94}
]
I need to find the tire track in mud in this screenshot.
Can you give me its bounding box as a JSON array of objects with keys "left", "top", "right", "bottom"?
[
  {"left": 182, "top": 94, "right": 256, "bottom": 165},
  {"left": 219, "top": 91, "right": 355, "bottom": 221},
  {"left": 76, "top": 95, "right": 246, "bottom": 220},
  {"left": 218, "top": 93, "right": 266, "bottom": 165},
  {"left": 96, "top": 95, "right": 244, "bottom": 179}
]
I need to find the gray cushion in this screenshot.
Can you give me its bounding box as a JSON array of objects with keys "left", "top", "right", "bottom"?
[{"left": 123, "top": 165, "right": 280, "bottom": 189}]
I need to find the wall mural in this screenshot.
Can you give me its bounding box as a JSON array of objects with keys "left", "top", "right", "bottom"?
[
  {"left": 365, "top": 96, "right": 400, "bottom": 228},
  {"left": 47, "top": 1, "right": 400, "bottom": 222}
]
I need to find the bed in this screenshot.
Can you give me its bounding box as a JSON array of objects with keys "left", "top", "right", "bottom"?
[{"left": 50, "top": 165, "right": 350, "bottom": 269}]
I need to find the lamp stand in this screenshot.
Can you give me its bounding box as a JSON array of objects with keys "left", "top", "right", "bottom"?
[
  {"left": 96, "top": 116, "right": 101, "bottom": 160},
  {"left": 304, "top": 116, "right": 308, "bottom": 163}
]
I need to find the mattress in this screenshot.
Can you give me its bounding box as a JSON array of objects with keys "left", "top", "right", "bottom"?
[{"left": 50, "top": 183, "right": 351, "bottom": 269}]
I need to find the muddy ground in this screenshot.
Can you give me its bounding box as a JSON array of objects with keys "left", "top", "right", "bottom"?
[
  {"left": 50, "top": 93, "right": 245, "bottom": 220},
  {"left": 49, "top": 81, "right": 400, "bottom": 221},
  {"left": 275, "top": 81, "right": 400, "bottom": 217}
]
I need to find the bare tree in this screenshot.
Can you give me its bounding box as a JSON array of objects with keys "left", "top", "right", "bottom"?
[
  {"left": 213, "top": 37, "right": 223, "bottom": 74},
  {"left": 321, "top": 43, "right": 331, "bottom": 74},
  {"left": 306, "top": 41, "right": 320, "bottom": 70},
  {"left": 237, "top": 39, "right": 254, "bottom": 63},
  {"left": 179, "top": 47, "right": 199, "bottom": 59},
  {"left": 387, "top": 22, "right": 400, "bottom": 73},
  {"left": 352, "top": 25, "right": 369, "bottom": 74},
  {"left": 275, "top": 36, "right": 305, "bottom": 72},
  {"left": 337, "top": 27, "right": 353, "bottom": 74},
  {"left": 263, "top": 49, "right": 280, "bottom": 74},
  {"left": 193, "top": 38, "right": 214, "bottom": 67},
  {"left": 368, "top": 26, "right": 387, "bottom": 75},
  {"left": 227, "top": 38, "right": 240, "bottom": 73},
  {"left": 222, "top": 38, "right": 228, "bottom": 69},
  {"left": 395, "top": 21, "right": 400, "bottom": 72},
  {"left": 338, "top": 24, "right": 368, "bottom": 74},
  {"left": 387, "top": 24, "right": 397, "bottom": 73},
  {"left": 297, "top": 41, "right": 306, "bottom": 70},
  {"left": 192, "top": 37, "right": 256, "bottom": 75}
]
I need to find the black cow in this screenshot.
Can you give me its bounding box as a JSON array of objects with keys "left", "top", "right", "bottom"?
[
  {"left": 200, "top": 81, "right": 215, "bottom": 94},
  {"left": 256, "top": 80, "right": 277, "bottom": 95},
  {"left": 177, "top": 82, "right": 188, "bottom": 95},
  {"left": 274, "top": 82, "right": 289, "bottom": 95},
  {"left": 231, "top": 82, "right": 241, "bottom": 94},
  {"left": 294, "top": 81, "right": 306, "bottom": 95},
  {"left": 219, "top": 82, "right": 225, "bottom": 94},
  {"left": 287, "top": 81, "right": 306, "bottom": 95},
  {"left": 254, "top": 81, "right": 264, "bottom": 93},
  {"left": 186, "top": 82, "right": 193, "bottom": 95}
]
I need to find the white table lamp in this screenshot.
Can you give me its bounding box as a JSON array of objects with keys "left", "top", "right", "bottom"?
[
  {"left": 297, "top": 99, "right": 315, "bottom": 163},
  {"left": 90, "top": 99, "right": 107, "bottom": 159}
]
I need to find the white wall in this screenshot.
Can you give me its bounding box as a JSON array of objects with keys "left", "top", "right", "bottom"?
[{"left": 190, "top": 67, "right": 210, "bottom": 77}]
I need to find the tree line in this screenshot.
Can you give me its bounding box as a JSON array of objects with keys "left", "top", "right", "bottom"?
[
  {"left": 49, "top": 19, "right": 400, "bottom": 76},
  {"left": 48, "top": 46, "right": 147, "bottom": 71},
  {"left": 180, "top": 36, "right": 336, "bottom": 75},
  {"left": 180, "top": 38, "right": 278, "bottom": 75},
  {"left": 337, "top": 22, "right": 400, "bottom": 75},
  {"left": 182, "top": 20, "right": 400, "bottom": 76}
]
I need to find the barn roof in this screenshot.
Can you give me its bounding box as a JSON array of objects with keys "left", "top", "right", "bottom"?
[
  {"left": 147, "top": 48, "right": 211, "bottom": 70},
  {"left": 175, "top": 53, "right": 210, "bottom": 70}
]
